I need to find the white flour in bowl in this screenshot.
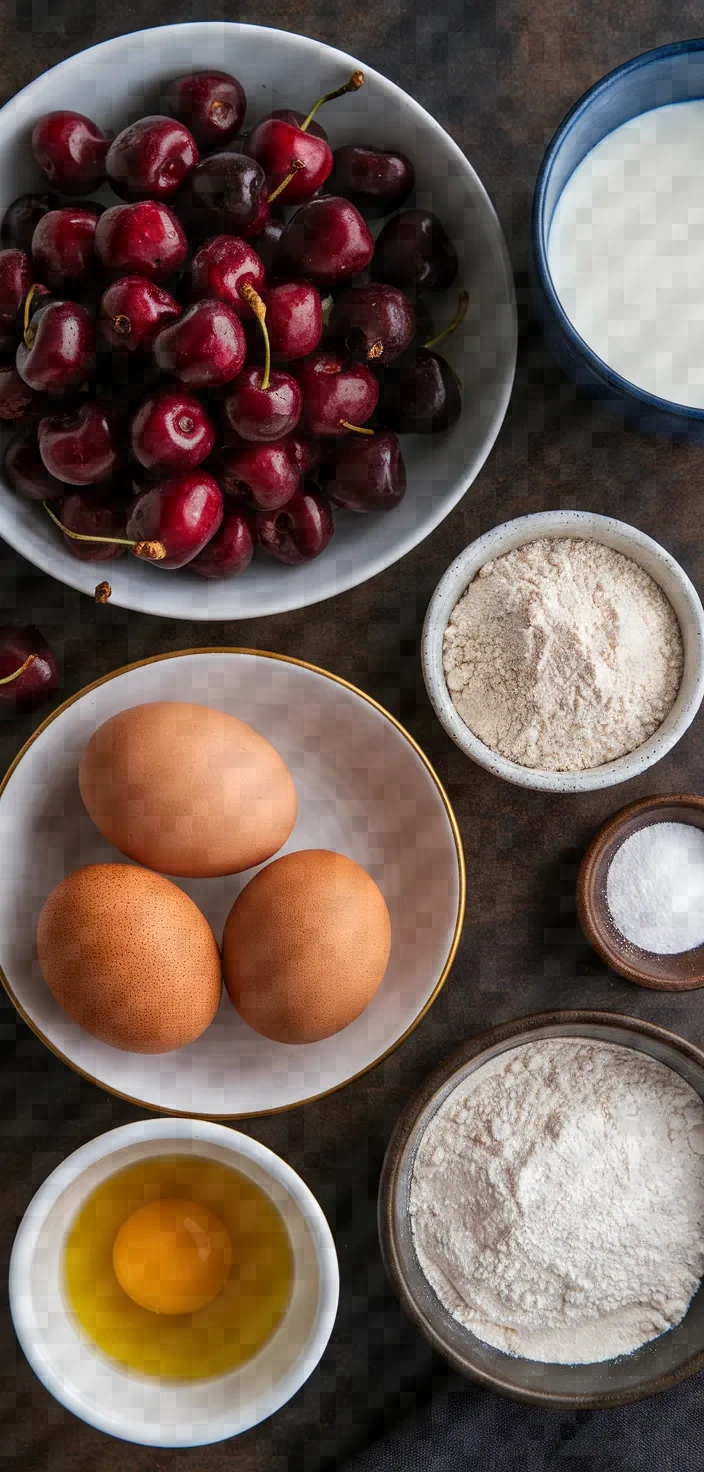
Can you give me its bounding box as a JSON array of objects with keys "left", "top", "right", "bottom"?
[{"left": 409, "top": 1038, "right": 704, "bottom": 1364}]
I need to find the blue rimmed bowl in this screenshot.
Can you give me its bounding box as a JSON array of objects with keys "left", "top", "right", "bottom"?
[{"left": 532, "top": 39, "right": 704, "bottom": 440}]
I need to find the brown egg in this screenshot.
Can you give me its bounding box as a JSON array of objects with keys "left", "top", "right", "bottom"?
[
  {"left": 222, "top": 849, "right": 392, "bottom": 1044},
  {"left": 36, "top": 863, "right": 222, "bottom": 1053},
  {"left": 78, "top": 702, "right": 297, "bottom": 879}
]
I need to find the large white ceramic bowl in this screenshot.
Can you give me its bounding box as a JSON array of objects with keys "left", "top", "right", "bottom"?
[
  {"left": 0, "top": 22, "right": 517, "bottom": 619},
  {"left": 0, "top": 649, "right": 464, "bottom": 1114},
  {"left": 422, "top": 510, "right": 704, "bottom": 793},
  {"left": 9, "top": 1118, "right": 339, "bottom": 1446}
]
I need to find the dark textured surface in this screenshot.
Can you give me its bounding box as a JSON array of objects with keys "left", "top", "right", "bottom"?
[{"left": 4, "top": 2, "right": 704, "bottom": 1468}]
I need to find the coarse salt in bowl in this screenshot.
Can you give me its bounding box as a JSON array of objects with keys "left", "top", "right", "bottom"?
[{"left": 421, "top": 510, "right": 704, "bottom": 794}]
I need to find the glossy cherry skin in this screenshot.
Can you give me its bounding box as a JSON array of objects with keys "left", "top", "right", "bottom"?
[
  {"left": 256, "top": 486, "right": 334, "bottom": 564},
  {"left": 177, "top": 152, "right": 267, "bottom": 241},
  {"left": 2, "top": 193, "right": 59, "bottom": 254},
  {"left": 0, "top": 249, "right": 33, "bottom": 354},
  {"left": 59, "top": 489, "right": 128, "bottom": 561},
  {"left": 190, "top": 236, "right": 265, "bottom": 316},
  {"left": 217, "top": 439, "right": 300, "bottom": 509},
  {"left": 164, "top": 71, "right": 247, "bottom": 149},
  {"left": 131, "top": 387, "right": 215, "bottom": 471},
  {"left": 95, "top": 201, "right": 188, "bottom": 281},
  {"left": 287, "top": 432, "right": 321, "bottom": 475},
  {"left": 106, "top": 116, "right": 199, "bottom": 202},
  {"left": 378, "top": 347, "right": 462, "bottom": 434},
  {"left": 31, "top": 207, "right": 98, "bottom": 288},
  {"left": 245, "top": 118, "right": 331, "bottom": 206},
  {"left": 296, "top": 350, "right": 378, "bottom": 437},
  {"left": 38, "top": 399, "right": 120, "bottom": 485},
  {"left": 372, "top": 209, "right": 458, "bottom": 289},
  {"left": 249, "top": 211, "right": 283, "bottom": 278},
  {"left": 330, "top": 282, "right": 415, "bottom": 365},
  {"left": 224, "top": 366, "right": 302, "bottom": 443},
  {"left": 238, "top": 189, "right": 271, "bottom": 242},
  {"left": 16, "top": 298, "right": 94, "bottom": 393},
  {"left": 262, "top": 109, "right": 327, "bottom": 142},
  {"left": 328, "top": 146, "right": 414, "bottom": 215},
  {"left": 154, "top": 299, "right": 246, "bottom": 389},
  {"left": 4, "top": 426, "right": 64, "bottom": 500},
  {"left": 278, "top": 197, "right": 374, "bottom": 287},
  {"left": 321, "top": 429, "right": 406, "bottom": 511},
  {"left": 262, "top": 281, "right": 323, "bottom": 361},
  {"left": 126, "top": 469, "right": 224, "bottom": 569},
  {"left": 31, "top": 112, "right": 110, "bottom": 195},
  {"left": 0, "top": 363, "right": 37, "bottom": 421},
  {"left": 99, "top": 275, "right": 182, "bottom": 353},
  {"left": 0, "top": 625, "right": 59, "bottom": 709},
  {"left": 191, "top": 508, "right": 254, "bottom": 577}
]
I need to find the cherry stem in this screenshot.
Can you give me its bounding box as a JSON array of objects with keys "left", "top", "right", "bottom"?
[
  {"left": 23, "top": 283, "right": 50, "bottom": 347},
  {"left": 0, "top": 653, "right": 36, "bottom": 685},
  {"left": 268, "top": 157, "right": 306, "bottom": 203},
  {"left": 300, "top": 70, "right": 364, "bottom": 132},
  {"left": 42, "top": 501, "right": 167, "bottom": 562},
  {"left": 94, "top": 581, "right": 112, "bottom": 603},
  {"left": 241, "top": 283, "right": 271, "bottom": 392},
  {"left": 424, "top": 290, "right": 469, "bottom": 351},
  {"left": 339, "top": 420, "right": 374, "bottom": 435}
]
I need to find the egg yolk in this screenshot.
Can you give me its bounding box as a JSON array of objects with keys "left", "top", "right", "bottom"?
[{"left": 112, "top": 1197, "right": 232, "bottom": 1315}]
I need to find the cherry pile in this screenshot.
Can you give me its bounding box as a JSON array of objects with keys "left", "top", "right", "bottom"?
[{"left": 0, "top": 68, "right": 466, "bottom": 582}]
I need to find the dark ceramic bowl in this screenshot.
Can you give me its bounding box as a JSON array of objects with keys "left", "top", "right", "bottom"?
[
  {"left": 379, "top": 1011, "right": 704, "bottom": 1408},
  {"left": 577, "top": 794, "right": 704, "bottom": 989},
  {"left": 532, "top": 39, "right": 704, "bottom": 440}
]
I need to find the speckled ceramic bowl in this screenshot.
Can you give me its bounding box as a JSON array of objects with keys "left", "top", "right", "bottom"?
[{"left": 421, "top": 510, "right": 704, "bottom": 793}]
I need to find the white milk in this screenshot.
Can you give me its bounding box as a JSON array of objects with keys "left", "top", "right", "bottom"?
[{"left": 547, "top": 100, "right": 704, "bottom": 409}]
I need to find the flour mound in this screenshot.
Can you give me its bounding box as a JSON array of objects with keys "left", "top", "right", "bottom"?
[
  {"left": 410, "top": 1039, "right": 704, "bottom": 1365},
  {"left": 442, "top": 538, "right": 683, "bottom": 771}
]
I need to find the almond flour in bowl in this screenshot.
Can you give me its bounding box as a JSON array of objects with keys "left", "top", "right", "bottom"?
[
  {"left": 409, "top": 1038, "right": 704, "bottom": 1365},
  {"left": 441, "top": 537, "right": 684, "bottom": 771}
]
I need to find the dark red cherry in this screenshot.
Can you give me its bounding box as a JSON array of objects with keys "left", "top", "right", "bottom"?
[
  {"left": 95, "top": 201, "right": 188, "bottom": 281},
  {"left": 256, "top": 486, "right": 334, "bottom": 564},
  {"left": 0, "top": 363, "right": 37, "bottom": 421},
  {"left": 153, "top": 299, "right": 246, "bottom": 389},
  {"left": 261, "top": 281, "right": 322, "bottom": 361},
  {"left": 262, "top": 109, "right": 327, "bottom": 142},
  {"left": 320, "top": 429, "right": 406, "bottom": 511},
  {"left": 238, "top": 188, "right": 271, "bottom": 242},
  {"left": 31, "top": 112, "right": 110, "bottom": 195},
  {"left": 131, "top": 387, "right": 215, "bottom": 471},
  {"left": 287, "top": 432, "right": 321, "bottom": 475},
  {"left": 245, "top": 119, "right": 332, "bottom": 206},
  {"left": 278, "top": 197, "right": 374, "bottom": 287},
  {"left": 190, "top": 236, "right": 265, "bottom": 316},
  {"left": 330, "top": 282, "right": 415, "bottom": 365},
  {"left": 216, "top": 439, "right": 300, "bottom": 509},
  {"left": 56, "top": 489, "right": 128, "bottom": 561},
  {"left": 2, "top": 194, "right": 60, "bottom": 254},
  {"left": 16, "top": 297, "right": 94, "bottom": 392},
  {"left": 224, "top": 365, "right": 302, "bottom": 443},
  {"left": 99, "top": 275, "right": 182, "bottom": 353},
  {"left": 38, "top": 399, "right": 120, "bottom": 484},
  {"left": 190, "top": 508, "right": 254, "bottom": 578},
  {"left": 176, "top": 152, "right": 267, "bottom": 240},
  {"left": 372, "top": 209, "right": 458, "bottom": 289},
  {"left": 163, "top": 70, "right": 246, "bottom": 149},
  {"left": 0, "top": 249, "right": 33, "bottom": 354},
  {"left": 106, "top": 116, "right": 198, "bottom": 201},
  {"left": 377, "top": 346, "right": 462, "bottom": 433},
  {"left": 0, "top": 625, "right": 59, "bottom": 709},
  {"left": 4, "top": 426, "right": 64, "bottom": 500},
  {"left": 126, "top": 469, "right": 223, "bottom": 568},
  {"left": 31, "top": 207, "right": 98, "bottom": 288},
  {"left": 328, "top": 146, "right": 414, "bottom": 215},
  {"left": 251, "top": 206, "right": 285, "bottom": 274},
  {"left": 296, "top": 350, "right": 378, "bottom": 437}
]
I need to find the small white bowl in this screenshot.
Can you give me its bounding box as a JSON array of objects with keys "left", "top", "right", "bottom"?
[
  {"left": 421, "top": 510, "right": 704, "bottom": 793},
  {"left": 9, "top": 1118, "right": 339, "bottom": 1447}
]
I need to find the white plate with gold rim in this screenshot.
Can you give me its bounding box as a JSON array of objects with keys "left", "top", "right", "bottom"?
[{"left": 0, "top": 649, "right": 464, "bottom": 1117}]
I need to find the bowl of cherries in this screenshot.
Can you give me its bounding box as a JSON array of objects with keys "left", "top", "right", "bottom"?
[{"left": 0, "top": 22, "right": 517, "bottom": 619}]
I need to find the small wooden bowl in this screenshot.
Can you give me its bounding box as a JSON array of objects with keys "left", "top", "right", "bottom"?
[{"left": 577, "top": 794, "right": 704, "bottom": 990}]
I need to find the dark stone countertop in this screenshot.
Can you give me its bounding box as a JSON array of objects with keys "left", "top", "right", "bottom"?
[{"left": 4, "top": 2, "right": 704, "bottom": 1468}]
